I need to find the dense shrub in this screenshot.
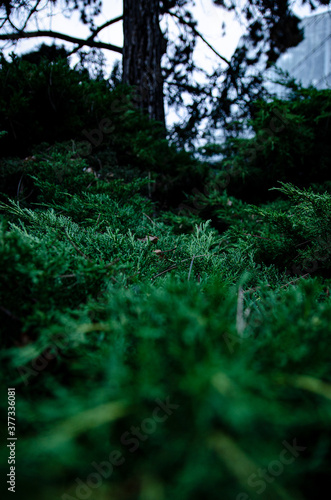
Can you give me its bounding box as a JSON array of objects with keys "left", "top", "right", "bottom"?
[
  {"left": 0, "top": 53, "right": 206, "bottom": 208},
  {"left": 0, "top": 68, "right": 331, "bottom": 500},
  {"left": 241, "top": 183, "right": 331, "bottom": 278},
  {"left": 218, "top": 86, "right": 331, "bottom": 202},
  {"left": 0, "top": 55, "right": 94, "bottom": 156}
]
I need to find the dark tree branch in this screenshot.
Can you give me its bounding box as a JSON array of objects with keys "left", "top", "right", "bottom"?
[
  {"left": 0, "top": 29, "right": 123, "bottom": 54},
  {"left": 7, "top": 13, "right": 19, "bottom": 32},
  {"left": 67, "top": 15, "right": 123, "bottom": 57},
  {"left": 169, "top": 11, "right": 231, "bottom": 67},
  {"left": 87, "top": 15, "right": 123, "bottom": 41},
  {"left": 21, "top": 0, "right": 42, "bottom": 32}
]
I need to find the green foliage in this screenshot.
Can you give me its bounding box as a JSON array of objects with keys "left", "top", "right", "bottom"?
[
  {"left": 1, "top": 71, "right": 331, "bottom": 500},
  {"left": 219, "top": 86, "right": 331, "bottom": 202},
  {"left": 0, "top": 54, "right": 96, "bottom": 156},
  {"left": 1, "top": 270, "right": 331, "bottom": 499},
  {"left": 242, "top": 183, "right": 331, "bottom": 278},
  {"left": 0, "top": 54, "right": 206, "bottom": 208}
]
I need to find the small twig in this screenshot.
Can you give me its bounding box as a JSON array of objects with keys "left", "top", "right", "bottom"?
[
  {"left": 152, "top": 254, "right": 209, "bottom": 281},
  {"left": 86, "top": 178, "right": 98, "bottom": 189},
  {"left": 160, "top": 246, "right": 177, "bottom": 254},
  {"left": 104, "top": 258, "right": 120, "bottom": 269},
  {"left": 151, "top": 264, "right": 177, "bottom": 280},
  {"left": 59, "top": 258, "right": 119, "bottom": 280},
  {"left": 244, "top": 273, "right": 310, "bottom": 295},
  {"left": 148, "top": 171, "right": 152, "bottom": 199},
  {"left": 188, "top": 255, "right": 195, "bottom": 281},
  {"left": 295, "top": 239, "right": 312, "bottom": 247},
  {"left": 236, "top": 287, "right": 246, "bottom": 337},
  {"left": 0, "top": 306, "right": 20, "bottom": 321},
  {"left": 280, "top": 274, "right": 310, "bottom": 288},
  {"left": 126, "top": 271, "right": 141, "bottom": 283},
  {"left": 180, "top": 254, "right": 207, "bottom": 263},
  {"left": 16, "top": 174, "right": 24, "bottom": 202},
  {"left": 15, "top": 189, "right": 34, "bottom": 203},
  {"left": 243, "top": 232, "right": 274, "bottom": 241},
  {"left": 143, "top": 212, "right": 161, "bottom": 228},
  {"left": 64, "top": 229, "right": 92, "bottom": 263},
  {"left": 244, "top": 285, "right": 265, "bottom": 294}
]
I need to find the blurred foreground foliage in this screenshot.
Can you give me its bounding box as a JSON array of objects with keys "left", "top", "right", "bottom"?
[{"left": 0, "top": 55, "right": 330, "bottom": 500}]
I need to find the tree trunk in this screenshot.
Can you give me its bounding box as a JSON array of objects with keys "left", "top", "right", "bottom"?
[{"left": 123, "top": 0, "right": 165, "bottom": 127}]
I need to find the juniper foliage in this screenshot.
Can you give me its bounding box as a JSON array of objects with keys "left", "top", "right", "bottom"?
[{"left": 0, "top": 67, "right": 331, "bottom": 500}]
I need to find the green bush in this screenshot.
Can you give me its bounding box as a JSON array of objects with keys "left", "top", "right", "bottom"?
[
  {"left": 1, "top": 66, "right": 331, "bottom": 500},
  {"left": 0, "top": 55, "right": 96, "bottom": 156},
  {"left": 242, "top": 183, "right": 331, "bottom": 278},
  {"left": 218, "top": 86, "right": 331, "bottom": 202},
  {"left": 0, "top": 52, "right": 206, "bottom": 208}
]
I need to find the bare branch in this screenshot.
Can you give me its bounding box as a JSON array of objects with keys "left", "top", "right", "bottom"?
[
  {"left": 7, "top": 14, "right": 19, "bottom": 32},
  {"left": 169, "top": 11, "right": 231, "bottom": 67},
  {"left": 21, "top": 0, "right": 42, "bottom": 32},
  {"left": 67, "top": 15, "right": 123, "bottom": 57},
  {"left": 151, "top": 264, "right": 178, "bottom": 280},
  {"left": 87, "top": 15, "right": 123, "bottom": 41},
  {"left": 0, "top": 29, "right": 123, "bottom": 54},
  {"left": 64, "top": 229, "right": 92, "bottom": 263}
]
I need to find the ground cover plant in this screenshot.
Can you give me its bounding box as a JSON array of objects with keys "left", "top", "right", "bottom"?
[{"left": 0, "top": 55, "right": 330, "bottom": 500}]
